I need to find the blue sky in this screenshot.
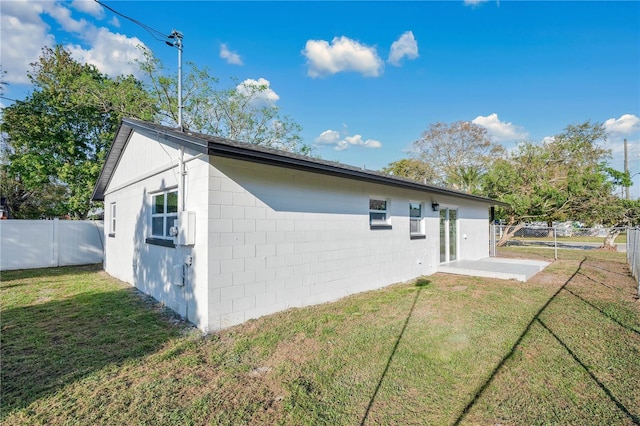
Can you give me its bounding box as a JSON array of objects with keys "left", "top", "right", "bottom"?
[{"left": 2, "top": 1, "right": 639, "bottom": 196}]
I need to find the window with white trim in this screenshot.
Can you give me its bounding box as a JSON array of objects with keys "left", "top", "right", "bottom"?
[
  {"left": 151, "top": 190, "right": 178, "bottom": 239},
  {"left": 109, "top": 202, "right": 116, "bottom": 236},
  {"left": 409, "top": 202, "right": 424, "bottom": 238},
  {"left": 369, "top": 198, "right": 391, "bottom": 229}
]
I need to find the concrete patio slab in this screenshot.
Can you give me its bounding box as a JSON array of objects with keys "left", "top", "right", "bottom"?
[{"left": 437, "top": 257, "right": 551, "bottom": 282}]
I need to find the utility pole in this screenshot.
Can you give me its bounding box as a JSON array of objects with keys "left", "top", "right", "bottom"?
[
  {"left": 167, "top": 30, "right": 184, "bottom": 131},
  {"left": 166, "top": 30, "right": 185, "bottom": 213},
  {"left": 624, "top": 138, "right": 629, "bottom": 200}
]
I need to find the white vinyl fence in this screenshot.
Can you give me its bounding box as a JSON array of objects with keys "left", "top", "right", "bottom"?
[
  {"left": 628, "top": 228, "right": 639, "bottom": 296},
  {"left": 0, "top": 219, "right": 104, "bottom": 271}
]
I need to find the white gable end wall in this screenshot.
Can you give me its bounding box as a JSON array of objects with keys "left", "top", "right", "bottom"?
[
  {"left": 102, "top": 131, "right": 210, "bottom": 330},
  {"left": 206, "top": 157, "right": 491, "bottom": 330},
  {"left": 107, "top": 131, "right": 183, "bottom": 190}
]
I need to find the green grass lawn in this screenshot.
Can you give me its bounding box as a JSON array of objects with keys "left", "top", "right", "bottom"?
[{"left": 2, "top": 251, "right": 639, "bottom": 425}]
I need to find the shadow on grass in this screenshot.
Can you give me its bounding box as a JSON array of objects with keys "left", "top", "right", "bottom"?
[
  {"left": 0, "top": 272, "right": 180, "bottom": 419},
  {"left": 454, "top": 257, "right": 640, "bottom": 425},
  {"left": 590, "top": 263, "right": 632, "bottom": 278},
  {"left": 359, "top": 278, "right": 430, "bottom": 425},
  {"left": 577, "top": 271, "right": 617, "bottom": 290},
  {"left": 537, "top": 319, "right": 639, "bottom": 424},
  {"left": 452, "top": 259, "right": 587, "bottom": 426},
  {"left": 563, "top": 287, "right": 640, "bottom": 336}
]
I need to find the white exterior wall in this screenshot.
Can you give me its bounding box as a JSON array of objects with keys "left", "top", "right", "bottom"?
[
  {"left": 206, "top": 157, "right": 490, "bottom": 330},
  {"left": 102, "top": 132, "right": 210, "bottom": 331},
  {"left": 457, "top": 206, "right": 491, "bottom": 260},
  {"left": 436, "top": 194, "right": 491, "bottom": 261},
  {"left": 101, "top": 129, "right": 492, "bottom": 332}
]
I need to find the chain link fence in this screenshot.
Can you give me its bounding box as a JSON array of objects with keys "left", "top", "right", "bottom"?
[
  {"left": 627, "top": 228, "right": 639, "bottom": 296},
  {"left": 490, "top": 224, "right": 628, "bottom": 260},
  {"left": 490, "top": 223, "right": 638, "bottom": 296}
]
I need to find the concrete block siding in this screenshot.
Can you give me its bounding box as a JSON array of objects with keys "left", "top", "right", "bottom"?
[
  {"left": 206, "top": 157, "right": 488, "bottom": 331},
  {"left": 99, "top": 122, "right": 496, "bottom": 333}
]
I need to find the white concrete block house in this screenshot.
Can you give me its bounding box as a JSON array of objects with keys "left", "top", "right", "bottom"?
[{"left": 92, "top": 118, "right": 504, "bottom": 332}]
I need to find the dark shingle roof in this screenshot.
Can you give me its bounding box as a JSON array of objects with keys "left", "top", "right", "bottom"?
[{"left": 92, "top": 118, "right": 508, "bottom": 207}]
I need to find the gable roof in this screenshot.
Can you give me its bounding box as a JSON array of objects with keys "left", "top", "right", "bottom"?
[{"left": 92, "top": 118, "right": 508, "bottom": 207}]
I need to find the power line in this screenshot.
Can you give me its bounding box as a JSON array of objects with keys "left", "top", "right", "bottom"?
[
  {"left": 93, "top": 1, "right": 184, "bottom": 129},
  {"left": 93, "top": 0, "right": 171, "bottom": 43},
  {"left": 0, "top": 96, "right": 19, "bottom": 103}
]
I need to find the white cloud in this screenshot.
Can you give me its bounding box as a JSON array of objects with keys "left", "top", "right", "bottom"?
[
  {"left": 603, "top": 114, "right": 640, "bottom": 135},
  {"left": 0, "top": 1, "right": 147, "bottom": 84},
  {"left": 70, "top": 0, "right": 105, "bottom": 19},
  {"left": 472, "top": 113, "right": 528, "bottom": 142},
  {"left": 388, "top": 31, "right": 419, "bottom": 66},
  {"left": 44, "top": 1, "right": 89, "bottom": 33},
  {"left": 315, "top": 130, "right": 341, "bottom": 145},
  {"left": 109, "top": 16, "right": 120, "bottom": 28},
  {"left": 344, "top": 135, "right": 382, "bottom": 149},
  {"left": 608, "top": 137, "right": 639, "bottom": 156},
  {"left": 0, "top": 1, "right": 55, "bottom": 84},
  {"left": 66, "top": 28, "right": 146, "bottom": 77},
  {"left": 236, "top": 78, "right": 279, "bottom": 106},
  {"left": 602, "top": 115, "right": 640, "bottom": 173},
  {"left": 314, "top": 129, "right": 382, "bottom": 151},
  {"left": 220, "top": 43, "right": 243, "bottom": 65},
  {"left": 302, "top": 36, "right": 383, "bottom": 78},
  {"left": 464, "top": 0, "right": 489, "bottom": 6}
]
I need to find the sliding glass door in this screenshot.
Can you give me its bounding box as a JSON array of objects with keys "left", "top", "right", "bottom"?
[{"left": 439, "top": 208, "right": 457, "bottom": 263}]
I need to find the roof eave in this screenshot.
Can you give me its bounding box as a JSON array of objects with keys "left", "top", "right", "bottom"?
[
  {"left": 92, "top": 118, "right": 509, "bottom": 208},
  {"left": 204, "top": 142, "right": 507, "bottom": 206},
  {"left": 91, "top": 121, "right": 132, "bottom": 201}
]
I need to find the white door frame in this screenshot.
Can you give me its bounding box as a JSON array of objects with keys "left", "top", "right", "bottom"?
[{"left": 439, "top": 207, "right": 458, "bottom": 263}]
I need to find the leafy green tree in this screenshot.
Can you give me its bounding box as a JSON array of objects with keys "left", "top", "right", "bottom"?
[
  {"left": 482, "top": 121, "right": 620, "bottom": 245},
  {"left": 0, "top": 167, "right": 68, "bottom": 219},
  {"left": 453, "top": 166, "right": 485, "bottom": 194},
  {"left": 410, "top": 121, "right": 505, "bottom": 191},
  {"left": 381, "top": 158, "right": 437, "bottom": 184},
  {"left": 482, "top": 142, "right": 547, "bottom": 225},
  {"left": 1, "top": 46, "right": 156, "bottom": 219},
  {"left": 595, "top": 198, "right": 640, "bottom": 249},
  {"left": 604, "top": 167, "right": 633, "bottom": 198},
  {"left": 137, "top": 48, "right": 309, "bottom": 154}
]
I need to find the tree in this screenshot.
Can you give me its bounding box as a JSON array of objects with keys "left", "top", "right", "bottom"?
[
  {"left": 0, "top": 167, "right": 68, "bottom": 219},
  {"left": 381, "top": 158, "right": 437, "bottom": 184},
  {"left": 137, "top": 48, "right": 310, "bottom": 154},
  {"left": 482, "top": 121, "right": 616, "bottom": 245},
  {"left": 604, "top": 166, "right": 633, "bottom": 198},
  {"left": 410, "top": 121, "right": 505, "bottom": 191},
  {"left": 1, "top": 46, "right": 156, "bottom": 219},
  {"left": 453, "top": 166, "right": 485, "bottom": 194},
  {"left": 595, "top": 198, "right": 640, "bottom": 250}
]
